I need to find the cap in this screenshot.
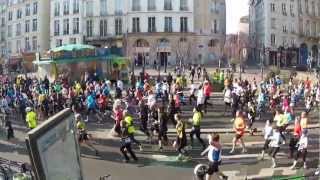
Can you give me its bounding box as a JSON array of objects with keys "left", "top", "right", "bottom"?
[{"left": 25, "top": 107, "right": 32, "bottom": 112}]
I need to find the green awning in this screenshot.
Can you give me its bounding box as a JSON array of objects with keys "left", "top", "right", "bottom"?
[
  {"left": 50, "top": 44, "right": 95, "bottom": 52},
  {"left": 34, "top": 55, "right": 127, "bottom": 65}
]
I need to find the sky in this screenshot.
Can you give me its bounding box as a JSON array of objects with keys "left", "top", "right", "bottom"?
[{"left": 226, "top": 0, "right": 249, "bottom": 34}]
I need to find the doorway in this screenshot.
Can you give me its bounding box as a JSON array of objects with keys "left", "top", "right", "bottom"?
[{"left": 159, "top": 52, "right": 169, "bottom": 66}]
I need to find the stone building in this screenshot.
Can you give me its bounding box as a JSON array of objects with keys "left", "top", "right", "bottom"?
[{"left": 249, "top": 0, "right": 320, "bottom": 67}]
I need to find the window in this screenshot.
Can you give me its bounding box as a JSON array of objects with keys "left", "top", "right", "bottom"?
[
  {"left": 115, "top": 0, "right": 123, "bottom": 14},
  {"left": 1, "top": 18, "right": 4, "bottom": 27},
  {"left": 298, "top": 0, "right": 302, "bottom": 14},
  {"left": 271, "top": 18, "right": 276, "bottom": 29},
  {"left": 282, "top": 3, "right": 287, "bottom": 15},
  {"left": 86, "top": 20, "right": 93, "bottom": 37},
  {"left": 164, "top": 0, "right": 172, "bottom": 10},
  {"left": 32, "top": 19, "right": 37, "bottom": 31},
  {"left": 100, "top": 0, "right": 108, "bottom": 15},
  {"left": 318, "top": 2, "right": 320, "bottom": 16},
  {"left": 54, "top": 2, "right": 60, "bottom": 16},
  {"left": 63, "top": 19, "right": 69, "bottom": 35},
  {"left": 16, "top": 40, "right": 21, "bottom": 53},
  {"left": 69, "top": 38, "right": 76, "bottom": 44},
  {"left": 148, "top": 0, "right": 156, "bottom": 11},
  {"left": 26, "top": 4, "right": 30, "bottom": 16},
  {"left": 305, "top": 20, "right": 310, "bottom": 35},
  {"left": 290, "top": 39, "right": 295, "bottom": 46},
  {"left": 180, "top": 0, "right": 188, "bottom": 11},
  {"left": 311, "top": 1, "right": 315, "bottom": 16},
  {"left": 148, "top": 17, "right": 156, "bottom": 32},
  {"left": 283, "top": 25, "right": 287, "bottom": 33},
  {"left": 132, "top": 0, "right": 141, "bottom": 11},
  {"left": 0, "top": 31, "right": 5, "bottom": 42},
  {"left": 290, "top": 24, "right": 295, "bottom": 33},
  {"left": 211, "top": 0, "right": 218, "bottom": 13},
  {"left": 86, "top": 1, "right": 93, "bottom": 16},
  {"left": 56, "top": 39, "right": 62, "bottom": 47},
  {"left": 290, "top": 4, "right": 294, "bottom": 16},
  {"left": 25, "top": 37, "right": 30, "bottom": 50},
  {"left": 54, "top": 20, "right": 60, "bottom": 36},
  {"left": 100, "top": 19, "right": 108, "bottom": 36},
  {"left": 17, "top": 9, "right": 22, "bottom": 19},
  {"left": 180, "top": 17, "right": 188, "bottom": 32},
  {"left": 33, "top": 2, "right": 38, "bottom": 15},
  {"left": 271, "top": 34, "right": 276, "bottom": 46},
  {"left": 32, "top": 36, "right": 37, "bottom": 51},
  {"left": 282, "top": 37, "right": 287, "bottom": 46},
  {"left": 16, "top": 23, "right": 21, "bottom": 36},
  {"left": 8, "top": 25, "right": 12, "bottom": 37},
  {"left": 115, "top": 18, "right": 122, "bottom": 35},
  {"left": 270, "top": 3, "right": 275, "bottom": 12},
  {"left": 312, "top": 21, "right": 316, "bottom": 36},
  {"left": 164, "top": 17, "right": 172, "bottom": 32},
  {"left": 132, "top": 17, "right": 140, "bottom": 33},
  {"left": 7, "top": 42, "right": 12, "bottom": 54},
  {"left": 63, "top": 0, "right": 70, "bottom": 15},
  {"left": 305, "top": 0, "right": 309, "bottom": 14},
  {"left": 73, "top": 18, "right": 79, "bottom": 34},
  {"left": 73, "top": 0, "right": 79, "bottom": 14},
  {"left": 8, "top": 11, "right": 12, "bottom": 21},
  {"left": 213, "top": 19, "right": 218, "bottom": 33}
]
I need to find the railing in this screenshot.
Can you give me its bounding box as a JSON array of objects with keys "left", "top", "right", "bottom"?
[{"left": 0, "top": 157, "right": 34, "bottom": 180}]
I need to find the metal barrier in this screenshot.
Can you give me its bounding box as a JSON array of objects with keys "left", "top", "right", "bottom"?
[
  {"left": 0, "top": 157, "right": 34, "bottom": 180},
  {"left": 99, "top": 174, "right": 111, "bottom": 180}
]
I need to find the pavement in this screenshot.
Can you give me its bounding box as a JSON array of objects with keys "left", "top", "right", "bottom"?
[{"left": 0, "top": 68, "right": 319, "bottom": 180}]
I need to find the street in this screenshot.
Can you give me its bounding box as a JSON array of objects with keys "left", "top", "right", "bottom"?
[{"left": 0, "top": 71, "right": 319, "bottom": 180}]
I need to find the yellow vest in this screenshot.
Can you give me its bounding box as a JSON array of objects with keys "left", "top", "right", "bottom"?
[
  {"left": 192, "top": 112, "right": 202, "bottom": 126},
  {"left": 26, "top": 111, "right": 37, "bottom": 129},
  {"left": 124, "top": 116, "right": 135, "bottom": 134}
]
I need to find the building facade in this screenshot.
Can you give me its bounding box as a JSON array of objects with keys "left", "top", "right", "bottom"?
[
  {"left": 6, "top": 0, "right": 50, "bottom": 57},
  {"left": 194, "top": 0, "right": 226, "bottom": 65},
  {"left": 0, "top": 2, "right": 6, "bottom": 57},
  {"left": 49, "top": 0, "right": 226, "bottom": 66},
  {"left": 250, "top": 0, "right": 320, "bottom": 67},
  {"left": 50, "top": 0, "right": 83, "bottom": 48},
  {"left": 0, "top": 0, "right": 227, "bottom": 69}
]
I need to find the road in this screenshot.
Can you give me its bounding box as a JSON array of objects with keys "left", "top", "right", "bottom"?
[{"left": 0, "top": 70, "right": 319, "bottom": 180}]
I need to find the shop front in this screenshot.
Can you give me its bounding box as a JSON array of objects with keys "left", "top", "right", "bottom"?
[{"left": 34, "top": 44, "right": 128, "bottom": 82}]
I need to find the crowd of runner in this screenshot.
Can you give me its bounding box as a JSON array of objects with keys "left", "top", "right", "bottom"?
[{"left": 0, "top": 65, "right": 319, "bottom": 180}]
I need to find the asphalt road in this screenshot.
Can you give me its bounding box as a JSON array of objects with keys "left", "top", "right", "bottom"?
[{"left": 0, "top": 70, "right": 319, "bottom": 180}]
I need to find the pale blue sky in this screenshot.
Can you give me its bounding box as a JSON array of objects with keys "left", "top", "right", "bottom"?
[{"left": 226, "top": 0, "right": 249, "bottom": 34}]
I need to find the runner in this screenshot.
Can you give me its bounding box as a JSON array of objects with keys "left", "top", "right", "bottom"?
[
  {"left": 229, "top": 110, "right": 247, "bottom": 154},
  {"left": 123, "top": 110, "right": 143, "bottom": 151},
  {"left": 201, "top": 133, "right": 228, "bottom": 180},
  {"left": 76, "top": 114, "right": 99, "bottom": 156},
  {"left": 259, "top": 120, "right": 273, "bottom": 160},
  {"left": 25, "top": 107, "right": 37, "bottom": 130},
  {"left": 120, "top": 120, "right": 138, "bottom": 163},
  {"left": 268, "top": 126, "right": 283, "bottom": 168},
  {"left": 157, "top": 106, "right": 168, "bottom": 151},
  {"left": 190, "top": 105, "right": 206, "bottom": 150},
  {"left": 289, "top": 117, "right": 302, "bottom": 158},
  {"left": 174, "top": 114, "right": 189, "bottom": 160},
  {"left": 290, "top": 129, "right": 308, "bottom": 169}
]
